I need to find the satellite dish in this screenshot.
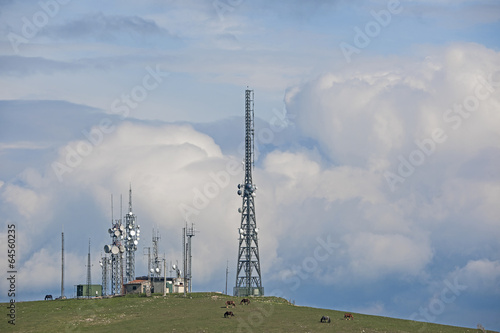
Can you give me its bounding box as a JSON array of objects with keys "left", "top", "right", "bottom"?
[
  {"left": 137, "top": 237, "right": 140, "bottom": 241},
  {"left": 133, "top": 240, "right": 138, "bottom": 245},
  {"left": 237, "top": 184, "right": 241, "bottom": 189},
  {"left": 237, "top": 190, "right": 242, "bottom": 196},
  {"left": 119, "top": 245, "right": 125, "bottom": 253},
  {"left": 130, "top": 230, "right": 136, "bottom": 236},
  {"left": 119, "top": 225, "right": 125, "bottom": 231},
  {"left": 150, "top": 268, "right": 154, "bottom": 273},
  {"left": 114, "top": 230, "right": 120, "bottom": 237},
  {"left": 155, "top": 267, "right": 160, "bottom": 273},
  {"left": 255, "top": 228, "right": 259, "bottom": 233},
  {"left": 108, "top": 228, "right": 113, "bottom": 234},
  {"left": 104, "top": 245, "right": 111, "bottom": 253},
  {"left": 238, "top": 208, "right": 242, "bottom": 213},
  {"left": 172, "top": 264, "right": 176, "bottom": 270},
  {"left": 111, "top": 246, "right": 119, "bottom": 255}
]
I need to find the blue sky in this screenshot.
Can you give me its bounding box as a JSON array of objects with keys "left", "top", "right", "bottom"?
[{"left": 1, "top": 0, "right": 500, "bottom": 331}]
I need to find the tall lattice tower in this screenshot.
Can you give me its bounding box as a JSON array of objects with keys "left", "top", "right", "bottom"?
[
  {"left": 104, "top": 195, "right": 125, "bottom": 295},
  {"left": 152, "top": 228, "right": 161, "bottom": 277},
  {"left": 124, "top": 185, "right": 140, "bottom": 283},
  {"left": 234, "top": 89, "right": 264, "bottom": 297}
]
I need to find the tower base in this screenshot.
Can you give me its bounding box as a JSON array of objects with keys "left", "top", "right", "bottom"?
[{"left": 233, "top": 287, "right": 264, "bottom": 297}]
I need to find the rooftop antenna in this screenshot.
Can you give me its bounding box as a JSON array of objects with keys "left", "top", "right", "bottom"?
[{"left": 234, "top": 88, "right": 264, "bottom": 297}]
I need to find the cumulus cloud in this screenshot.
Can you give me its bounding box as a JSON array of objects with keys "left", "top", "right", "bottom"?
[
  {"left": 453, "top": 259, "right": 500, "bottom": 295},
  {"left": 1, "top": 40, "right": 499, "bottom": 329}
]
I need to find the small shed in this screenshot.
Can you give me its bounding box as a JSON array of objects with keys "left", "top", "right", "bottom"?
[
  {"left": 76, "top": 284, "right": 102, "bottom": 298},
  {"left": 125, "top": 280, "right": 150, "bottom": 295}
]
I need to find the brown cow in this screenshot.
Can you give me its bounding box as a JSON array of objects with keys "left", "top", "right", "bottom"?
[{"left": 344, "top": 313, "right": 354, "bottom": 320}]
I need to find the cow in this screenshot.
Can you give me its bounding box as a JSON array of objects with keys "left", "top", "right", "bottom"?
[
  {"left": 240, "top": 298, "right": 250, "bottom": 305},
  {"left": 320, "top": 315, "right": 331, "bottom": 323},
  {"left": 44, "top": 295, "right": 53, "bottom": 300},
  {"left": 344, "top": 313, "right": 354, "bottom": 320},
  {"left": 225, "top": 300, "right": 236, "bottom": 308},
  {"left": 224, "top": 311, "right": 235, "bottom": 318}
]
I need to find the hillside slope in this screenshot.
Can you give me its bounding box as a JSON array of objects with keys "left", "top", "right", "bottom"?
[{"left": 1, "top": 293, "right": 496, "bottom": 333}]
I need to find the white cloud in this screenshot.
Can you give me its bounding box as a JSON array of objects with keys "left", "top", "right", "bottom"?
[{"left": 453, "top": 259, "right": 500, "bottom": 295}]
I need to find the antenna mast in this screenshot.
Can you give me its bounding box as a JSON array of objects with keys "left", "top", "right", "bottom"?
[
  {"left": 234, "top": 88, "right": 263, "bottom": 297},
  {"left": 186, "top": 223, "right": 196, "bottom": 292},
  {"left": 61, "top": 227, "right": 64, "bottom": 299},
  {"left": 105, "top": 194, "right": 126, "bottom": 295},
  {"left": 125, "top": 184, "right": 140, "bottom": 283},
  {"left": 86, "top": 238, "right": 92, "bottom": 298}
]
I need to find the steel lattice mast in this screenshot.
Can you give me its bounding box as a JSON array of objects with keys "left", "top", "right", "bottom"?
[
  {"left": 234, "top": 89, "right": 264, "bottom": 297},
  {"left": 125, "top": 185, "right": 140, "bottom": 283}
]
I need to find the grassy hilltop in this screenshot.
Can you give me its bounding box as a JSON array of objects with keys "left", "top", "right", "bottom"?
[{"left": 1, "top": 293, "right": 496, "bottom": 333}]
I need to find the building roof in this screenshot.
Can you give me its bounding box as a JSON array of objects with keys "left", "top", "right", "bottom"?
[{"left": 126, "top": 279, "right": 149, "bottom": 285}]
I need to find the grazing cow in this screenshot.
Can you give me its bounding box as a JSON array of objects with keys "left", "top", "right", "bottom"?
[
  {"left": 225, "top": 300, "right": 236, "bottom": 308},
  {"left": 44, "top": 295, "right": 53, "bottom": 300},
  {"left": 224, "top": 311, "right": 235, "bottom": 318},
  {"left": 320, "top": 315, "right": 331, "bottom": 323},
  {"left": 240, "top": 298, "right": 250, "bottom": 305},
  {"left": 344, "top": 313, "right": 354, "bottom": 320}
]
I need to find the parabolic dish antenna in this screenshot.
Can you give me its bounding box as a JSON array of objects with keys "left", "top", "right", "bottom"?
[
  {"left": 104, "top": 244, "right": 111, "bottom": 253},
  {"left": 114, "top": 230, "right": 120, "bottom": 237},
  {"left": 130, "top": 230, "right": 136, "bottom": 236},
  {"left": 111, "top": 245, "right": 119, "bottom": 254}
]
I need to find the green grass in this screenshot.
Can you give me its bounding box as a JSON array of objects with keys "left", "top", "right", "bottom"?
[{"left": 1, "top": 293, "right": 496, "bottom": 333}]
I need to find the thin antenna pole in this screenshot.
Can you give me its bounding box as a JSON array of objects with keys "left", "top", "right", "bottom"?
[
  {"left": 225, "top": 260, "right": 228, "bottom": 295},
  {"left": 87, "top": 238, "right": 91, "bottom": 299},
  {"left": 111, "top": 194, "right": 113, "bottom": 224},
  {"left": 183, "top": 224, "right": 186, "bottom": 297},
  {"left": 61, "top": 226, "right": 64, "bottom": 299}
]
